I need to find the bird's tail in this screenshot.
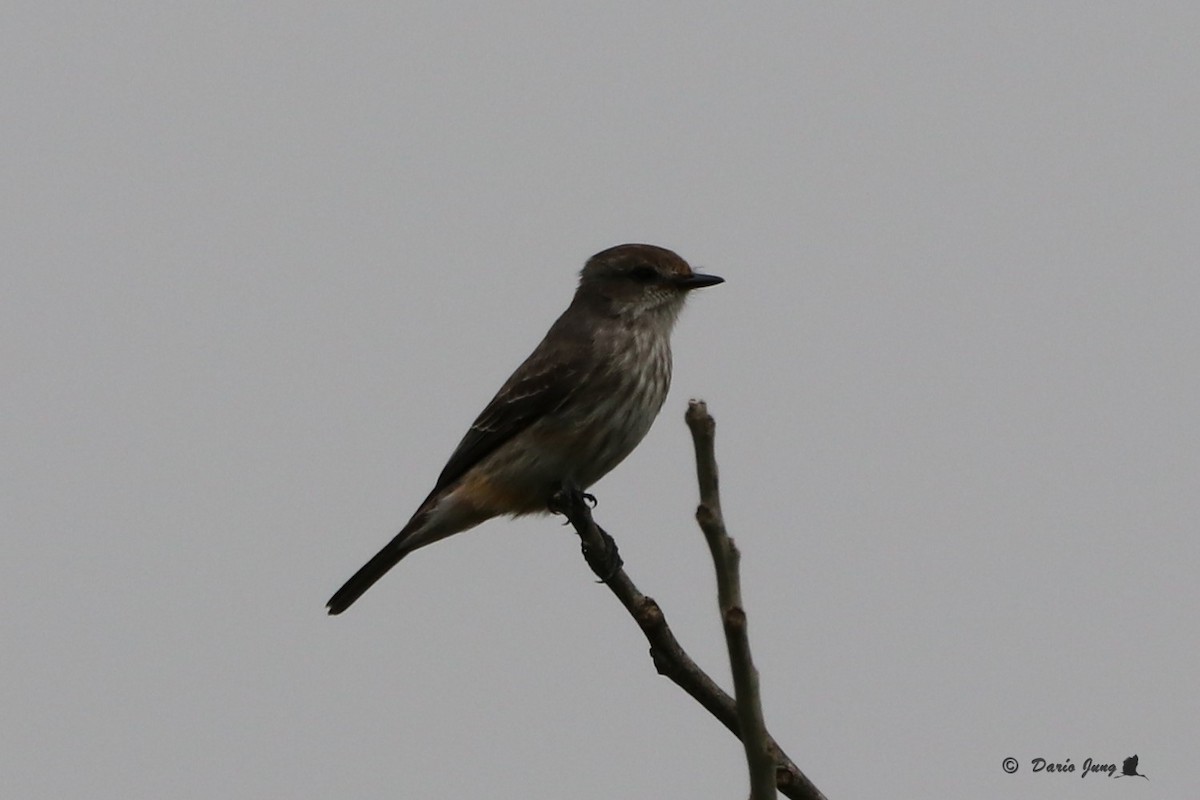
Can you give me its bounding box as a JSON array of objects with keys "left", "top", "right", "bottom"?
[
  {"left": 326, "top": 538, "right": 410, "bottom": 615},
  {"left": 326, "top": 507, "right": 433, "bottom": 615},
  {"left": 326, "top": 494, "right": 486, "bottom": 615}
]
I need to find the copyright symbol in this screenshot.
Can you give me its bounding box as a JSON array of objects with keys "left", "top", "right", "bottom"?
[{"left": 1002, "top": 757, "right": 1019, "bottom": 774}]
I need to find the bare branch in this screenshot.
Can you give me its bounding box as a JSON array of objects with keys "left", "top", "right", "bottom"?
[
  {"left": 686, "top": 400, "right": 775, "bottom": 800},
  {"left": 551, "top": 403, "right": 825, "bottom": 800}
]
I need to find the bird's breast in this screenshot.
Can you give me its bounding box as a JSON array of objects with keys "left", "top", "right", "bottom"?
[
  {"left": 473, "top": 324, "right": 675, "bottom": 508},
  {"left": 568, "top": 326, "right": 673, "bottom": 485}
]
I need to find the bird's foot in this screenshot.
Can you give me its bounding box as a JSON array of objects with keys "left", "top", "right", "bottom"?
[
  {"left": 548, "top": 482, "right": 621, "bottom": 582},
  {"left": 548, "top": 481, "right": 596, "bottom": 516}
]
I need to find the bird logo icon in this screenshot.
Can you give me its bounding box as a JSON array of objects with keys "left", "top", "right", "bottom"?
[{"left": 1116, "top": 754, "right": 1149, "bottom": 779}]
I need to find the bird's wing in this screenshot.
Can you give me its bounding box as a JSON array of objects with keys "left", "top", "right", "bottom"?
[{"left": 424, "top": 317, "right": 592, "bottom": 501}]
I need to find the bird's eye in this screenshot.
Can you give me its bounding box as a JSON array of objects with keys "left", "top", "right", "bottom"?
[{"left": 629, "top": 265, "right": 657, "bottom": 283}]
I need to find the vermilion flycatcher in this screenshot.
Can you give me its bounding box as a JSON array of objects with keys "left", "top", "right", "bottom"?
[{"left": 327, "top": 243, "right": 722, "bottom": 614}]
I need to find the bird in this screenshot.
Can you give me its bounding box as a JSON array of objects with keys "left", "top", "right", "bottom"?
[{"left": 326, "top": 243, "right": 723, "bottom": 614}]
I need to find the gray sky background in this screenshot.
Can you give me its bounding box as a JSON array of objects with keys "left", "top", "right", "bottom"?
[{"left": 4, "top": 3, "right": 1197, "bottom": 798}]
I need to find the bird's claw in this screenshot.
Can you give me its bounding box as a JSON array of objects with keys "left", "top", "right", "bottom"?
[
  {"left": 548, "top": 483, "right": 620, "bottom": 580},
  {"left": 548, "top": 482, "right": 596, "bottom": 515}
]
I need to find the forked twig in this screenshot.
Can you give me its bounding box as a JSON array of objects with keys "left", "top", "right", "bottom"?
[{"left": 552, "top": 402, "right": 825, "bottom": 800}]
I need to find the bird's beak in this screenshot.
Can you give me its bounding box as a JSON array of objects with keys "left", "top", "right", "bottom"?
[{"left": 674, "top": 273, "right": 724, "bottom": 290}]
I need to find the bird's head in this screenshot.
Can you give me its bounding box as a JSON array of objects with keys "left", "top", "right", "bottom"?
[{"left": 576, "top": 243, "right": 723, "bottom": 320}]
